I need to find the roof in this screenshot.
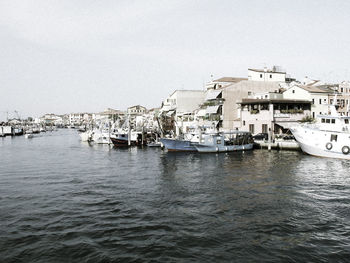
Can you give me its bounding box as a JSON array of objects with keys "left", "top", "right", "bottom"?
[
  {"left": 239, "top": 98, "right": 311, "bottom": 105},
  {"left": 97, "top": 109, "right": 125, "bottom": 115},
  {"left": 297, "top": 85, "right": 336, "bottom": 94},
  {"left": 213, "top": 77, "right": 248, "bottom": 83},
  {"left": 248, "top": 68, "right": 286, "bottom": 74},
  {"left": 127, "top": 105, "right": 147, "bottom": 110}
]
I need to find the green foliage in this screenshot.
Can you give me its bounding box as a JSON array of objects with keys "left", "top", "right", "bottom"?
[{"left": 300, "top": 115, "right": 315, "bottom": 123}]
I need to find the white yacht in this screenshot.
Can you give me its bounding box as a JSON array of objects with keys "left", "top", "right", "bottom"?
[{"left": 290, "top": 103, "right": 350, "bottom": 159}]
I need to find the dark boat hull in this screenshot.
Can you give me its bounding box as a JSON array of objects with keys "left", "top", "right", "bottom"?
[{"left": 110, "top": 137, "right": 138, "bottom": 147}]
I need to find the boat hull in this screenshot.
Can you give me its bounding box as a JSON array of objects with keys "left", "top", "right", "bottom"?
[
  {"left": 110, "top": 137, "right": 138, "bottom": 147},
  {"left": 195, "top": 143, "right": 254, "bottom": 153},
  {"left": 160, "top": 138, "right": 198, "bottom": 152},
  {"left": 291, "top": 126, "right": 350, "bottom": 160}
]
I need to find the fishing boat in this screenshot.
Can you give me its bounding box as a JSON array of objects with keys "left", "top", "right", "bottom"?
[
  {"left": 194, "top": 131, "right": 254, "bottom": 153},
  {"left": 110, "top": 131, "right": 145, "bottom": 147},
  {"left": 79, "top": 130, "right": 93, "bottom": 142},
  {"left": 290, "top": 100, "right": 350, "bottom": 159},
  {"left": 160, "top": 137, "right": 198, "bottom": 151},
  {"left": 91, "top": 130, "right": 111, "bottom": 144}
]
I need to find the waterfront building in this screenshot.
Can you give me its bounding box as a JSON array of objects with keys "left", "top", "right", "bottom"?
[
  {"left": 93, "top": 108, "right": 124, "bottom": 123},
  {"left": 40, "top": 114, "right": 64, "bottom": 126},
  {"left": 69, "top": 113, "right": 84, "bottom": 126},
  {"left": 127, "top": 105, "right": 147, "bottom": 129},
  {"left": 238, "top": 98, "right": 312, "bottom": 135},
  {"left": 221, "top": 80, "right": 284, "bottom": 131},
  {"left": 330, "top": 81, "right": 350, "bottom": 116},
  {"left": 283, "top": 84, "right": 336, "bottom": 119}
]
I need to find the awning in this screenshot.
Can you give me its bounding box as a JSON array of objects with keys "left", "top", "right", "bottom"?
[
  {"left": 166, "top": 110, "right": 175, "bottom": 117},
  {"left": 275, "top": 122, "right": 300, "bottom": 129},
  {"left": 205, "top": 90, "right": 222, "bottom": 100},
  {"left": 196, "top": 109, "right": 206, "bottom": 117},
  {"left": 206, "top": 105, "right": 220, "bottom": 114},
  {"left": 177, "top": 111, "right": 193, "bottom": 116}
]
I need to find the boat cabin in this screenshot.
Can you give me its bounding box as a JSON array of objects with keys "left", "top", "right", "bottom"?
[
  {"left": 317, "top": 115, "right": 350, "bottom": 132},
  {"left": 200, "top": 132, "right": 253, "bottom": 146}
]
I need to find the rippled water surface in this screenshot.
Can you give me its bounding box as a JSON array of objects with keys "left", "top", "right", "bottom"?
[{"left": 1, "top": 129, "right": 350, "bottom": 262}]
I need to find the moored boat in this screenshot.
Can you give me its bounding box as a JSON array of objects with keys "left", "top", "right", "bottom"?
[
  {"left": 290, "top": 101, "right": 350, "bottom": 159},
  {"left": 160, "top": 137, "right": 198, "bottom": 151},
  {"left": 194, "top": 131, "right": 253, "bottom": 153}
]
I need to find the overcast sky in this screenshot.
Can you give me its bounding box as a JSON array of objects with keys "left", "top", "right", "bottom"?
[{"left": 1, "top": 0, "right": 350, "bottom": 120}]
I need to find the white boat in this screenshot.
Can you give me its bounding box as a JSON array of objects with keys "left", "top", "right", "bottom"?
[
  {"left": 195, "top": 131, "right": 254, "bottom": 153},
  {"left": 79, "top": 130, "right": 93, "bottom": 142},
  {"left": 92, "top": 130, "right": 111, "bottom": 144},
  {"left": 290, "top": 102, "right": 350, "bottom": 159},
  {"left": 25, "top": 134, "right": 33, "bottom": 139}
]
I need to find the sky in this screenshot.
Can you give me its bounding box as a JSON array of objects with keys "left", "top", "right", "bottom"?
[{"left": 1, "top": 0, "right": 350, "bottom": 120}]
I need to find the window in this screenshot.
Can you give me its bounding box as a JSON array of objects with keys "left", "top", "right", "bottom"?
[
  {"left": 270, "top": 74, "right": 272, "bottom": 78},
  {"left": 326, "top": 119, "right": 330, "bottom": 123},
  {"left": 324, "top": 99, "right": 327, "bottom": 102},
  {"left": 243, "top": 121, "right": 246, "bottom": 126},
  {"left": 292, "top": 90, "right": 295, "bottom": 93},
  {"left": 217, "top": 139, "right": 221, "bottom": 145},
  {"left": 319, "top": 99, "right": 322, "bottom": 104},
  {"left": 312, "top": 99, "right": 315, "bottom": 104},
  {"left": 331, "top": 119, "right": 335, "bottom": 124},
  {"left": 262, "top": 124, "right": 268, "bottom": 133},
  {"left": 330, "top": 134, "right": 338, "bottom": 142},
  {"left": 345, "top": 119, "right": 349, "bottom": 124},
  {"left": 248, "top": 91, "right": 252, "bottom": 95},
  {"left": 260, "top": 74, "right": 262, "bottom": 78},
  {"left": 341, "top": 88, "right": 344, "bottom": 92},
  {"left": 321, "top": 118, "right": 325, "bottom": 123},
  {"left": 249, "top": 124, "right": 255, "bottom": 134}
]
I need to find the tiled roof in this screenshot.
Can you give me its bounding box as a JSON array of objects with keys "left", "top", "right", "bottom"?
[{"left": 213, "top": 77, "right": 248, "bottom": 83}]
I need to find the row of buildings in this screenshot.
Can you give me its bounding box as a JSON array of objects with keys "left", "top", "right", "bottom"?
[
  {"left": 36, "top": 65, "right": 350, "bottom": 137},
  {"left": 159, "top": 66, "right": 350, "bottom": 136}
]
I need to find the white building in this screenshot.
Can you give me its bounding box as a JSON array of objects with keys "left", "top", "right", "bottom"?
[
  {"left": 248, "top": 66, "right": 287, "bottom": 82},
  {"left": 283, "top": 85, "right": 335, "bottom": 119}
]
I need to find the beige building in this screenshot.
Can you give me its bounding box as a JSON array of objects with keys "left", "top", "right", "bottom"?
[{"left": 221, "top": 80, "right": 283, "bottom": 131}]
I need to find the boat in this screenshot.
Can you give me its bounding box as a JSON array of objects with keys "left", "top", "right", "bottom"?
[
  {"left": 147, "top": 141, "right": 162, "bottom": 147},
  {"left": 159, "top": 125, "right": 220, "bottom": 152},
  {"left": 14, "top": 128, "right": 24, "bottom": 136},
  {"left": 160, "top": 137, "right": 198, "bottom": 151},
  {"left": 91, "top": 130, "right": 111, "bottom": 144},
  {"left": 32, "top": 127, "right": 40, "bottom": 134},
  {"left": 110, "top": 131, "right": 145, "bottom": 147},
  {"left": 160, "top": 130, "right": 202, "bottom": 152},
  {"left": 25, "top": 134, "right": 33, "bottom": 139},
  {"left": 290, "top": 100, "right": 350, "bottom": 159},
  {"left": 194, "top": 131, "right": 254, "bottom": 153},
  {"left": 79, "top": 130, "right": 93, "bottom": 142}
]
